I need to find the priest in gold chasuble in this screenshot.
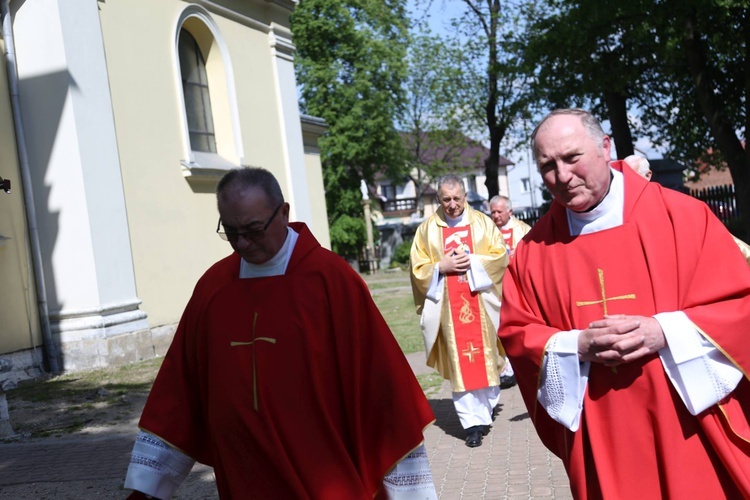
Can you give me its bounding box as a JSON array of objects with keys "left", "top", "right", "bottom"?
[{"left": 410, "top": 174, "right": 508, "bottom": 448}]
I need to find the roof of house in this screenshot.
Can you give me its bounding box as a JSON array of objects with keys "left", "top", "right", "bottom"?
[
  {"left": 684, "top": 142, "right": 744, "bottom": 189},
  {"left": 401, "top": 131, "right": 514, "bottom": 172}
]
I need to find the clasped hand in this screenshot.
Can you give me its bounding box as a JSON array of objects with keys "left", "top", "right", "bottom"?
[
  {"left": 578, "top": 315, "right": 666, "bottom": 366},
  {"left": 439, "top": 248, "right": 471, "bottom": 274}
]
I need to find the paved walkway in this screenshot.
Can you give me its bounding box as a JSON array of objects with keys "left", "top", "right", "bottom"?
[{"left": 0, "top": 353, "right": 571, "bottom": 499}]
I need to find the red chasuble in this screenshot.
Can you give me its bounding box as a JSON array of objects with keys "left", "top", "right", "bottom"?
[
  {"left": 500, "top": 228, "right": 514, "bottom": 252},
  {"left": 499, "top": 162, "right": 750, "bottom": 498},
  {"left": 442, "top": 226, "right": 490, "bottom": 390},
  {"left": 139, "top": 223, "right": 434, "bottom": 499}
]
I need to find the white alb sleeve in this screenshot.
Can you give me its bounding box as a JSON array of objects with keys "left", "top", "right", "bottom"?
[
  {"left": 656, "top": 311, "right": 743, "bottom": 415},
  {"left": 538, "top": 330, "right": 590, "bottom": 432},
  {"left": 382, "top": 443, "right": 438, "bottom": 500},
  {"left": 124, "top": 431, "right": 195, "bottom": 499},
  {"left": 467, "top": 254, "right": 494, "bottom": 292},
  {"left": 425, "top": 266, "right": 443, "bottom": 302}
]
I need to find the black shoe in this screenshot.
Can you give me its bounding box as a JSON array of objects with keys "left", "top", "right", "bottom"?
[
  {"left": 492, "top": 404, "right": 501, "bottom": 421},
  {"left": 500, "top": 374, "right": 517, "bottom": 389},
  {"left": 465, "top": 428, "right": 482, "bottom": 448},
  {"left": 478, "top": 424, "right": 491, "bottom": 436}
]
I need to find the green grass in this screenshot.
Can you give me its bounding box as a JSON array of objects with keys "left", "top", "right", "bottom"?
[
  {"left": 366, "top": 280, "right": 410, "bottom": 291},
  {"left": 417, "top": 372, "right": 444, "bottom": 397},
  {"left": 10, "top": 357, "right": 163, "bottom": 404},
  {"left": 366, "top": 269, "right": 425, "bottom": 357},
  {"left": 372, "top": 290, "right": 424, "bottom": 355}
]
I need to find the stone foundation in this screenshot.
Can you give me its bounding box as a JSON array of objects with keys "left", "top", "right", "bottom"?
[{"left": 0, "top": 323, "right": 177, "bottom": 382}]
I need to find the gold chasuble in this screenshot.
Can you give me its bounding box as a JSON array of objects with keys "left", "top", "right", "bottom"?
[{"left": 411, "top": 206, "right": 508, "bottom": 392}]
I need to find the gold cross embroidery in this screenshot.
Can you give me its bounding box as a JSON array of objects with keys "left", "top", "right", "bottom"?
[
  {"left": 462, "top": 342, "right": 480, "bottom": 363},
  {"left": 230, "top": 312, "right": 276, "bottom": 411},
  {"left": 575, "top": 268, "right": 636, "bottom": 316}
]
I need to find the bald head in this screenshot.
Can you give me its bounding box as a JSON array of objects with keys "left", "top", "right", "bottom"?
[{"left": 532, "top": 109, "right": 612, "bottom": 212}]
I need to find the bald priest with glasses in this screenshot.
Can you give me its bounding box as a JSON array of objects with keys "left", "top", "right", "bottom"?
[{"left": 124, "top": 167, "right": 437, "bottom": 499}]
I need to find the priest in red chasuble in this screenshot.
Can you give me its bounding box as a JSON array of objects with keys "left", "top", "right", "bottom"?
[
  {"left": 489, "top": 195, "right": 532, "bottom": 259},
  {"left": 499, "top": 109, "right": 750, "bottom": 498},
  {"left": 124, "top": 167, "right": 436, "bottom": 499},
  {"left": 489, "top": 194, "right": 532, "bottom": 389},
  {"left": 410, "top": 174, "right": 508, "bottom": 448}
]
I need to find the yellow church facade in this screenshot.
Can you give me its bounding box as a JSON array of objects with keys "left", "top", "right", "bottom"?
[{"left": 0, "top": 0, "right": 329, "bottom": 383}]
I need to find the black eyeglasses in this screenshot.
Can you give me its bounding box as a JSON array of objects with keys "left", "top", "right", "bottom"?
[{"left": 217, "top": 202, "right": 283, "bottom": 242}]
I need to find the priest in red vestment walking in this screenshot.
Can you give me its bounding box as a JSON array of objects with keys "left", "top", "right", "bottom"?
[
  {"left": 499, "top": 109, "right": 750, "bottom": 498},
  {"left": 489, "top": 194, "right": 532, "bottom": 389},
  {"left": 410, "top": 174, "right": 508, "bottom": 448},
  {"left": 124, "top": 167, "right": 436, "bottom": 499}
]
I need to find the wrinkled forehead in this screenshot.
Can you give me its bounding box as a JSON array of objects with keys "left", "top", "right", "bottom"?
[
  {"left": 537, "top": 122, "right": 597, "bottom": 159},
  {"left": 439, "top": 182, "right": 465, "bottom": 197}
]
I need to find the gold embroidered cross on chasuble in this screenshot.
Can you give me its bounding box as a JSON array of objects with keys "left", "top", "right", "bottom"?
[
  {"left": 576, "top": 268, "right": 636, "bottom": 316},
  {"left": 231, "top": 312, "right": 276, "bottom": 411}
]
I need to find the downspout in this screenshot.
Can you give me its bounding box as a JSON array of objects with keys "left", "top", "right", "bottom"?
[{"left": 1, "top": 0, "right": 61, "bottom": 373}]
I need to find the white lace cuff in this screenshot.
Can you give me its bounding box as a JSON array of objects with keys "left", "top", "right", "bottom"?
[
  {"left": 124, "top": 431, "right": 195, "bottom": 499},
  {"left": 656, "top": 311, "right": 742, "bottom": 415},
  {"left": 538, "top": 330, "right": 589, "bottom": 431},
  {"left": 382, "top": 444, "right": 437, "bottom": 500}
]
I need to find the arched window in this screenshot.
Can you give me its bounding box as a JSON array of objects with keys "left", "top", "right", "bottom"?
[
  {"left": 174, "top": 7, "right": 244, "bottom": 181},
  {"left": 178, "top": 29, "right": 216, "bottom": 153}
]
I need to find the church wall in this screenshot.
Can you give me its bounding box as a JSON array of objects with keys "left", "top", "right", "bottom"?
[
  {"left": 98, "top": 0, "right": 323, "bottom": 329},
  {"left": 0, "top": 45, "right": 43, "bottom": 357},
  {"left": 301, "top": 117, "right": 331, "bottom": 249},
  {"left": 0, "top": 0, "right": 326, "bottom": 374},
  {"left": 98, "top": 0, "right": 228, "bottom": 329}
]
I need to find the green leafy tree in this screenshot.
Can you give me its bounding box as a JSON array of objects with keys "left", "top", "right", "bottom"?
[
  {"left": 291, "top": 0, "right": 410, "bottom": 258},
  {"left": 447, "top": 0, "right": 535, "bottom": 198},
  {"left": 521, "top": 0, "right": 749, "bottom": 236},
  {"left": 645, "top": 1, "right": 748, "bottom": 237},
  {"left": 520, "top": 0, "right": 658, "bottom": 158},
  {"left": 400, "top": 31, "right": 481, "bottom": 215}
]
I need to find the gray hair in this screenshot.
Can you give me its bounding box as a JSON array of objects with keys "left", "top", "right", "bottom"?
[
  {"left": 436, "top": 174, "right": 466, "bottom": 195},
  {"left": 489, "top": 195, "right": 511, "bottom": 210},
  {"left": 216, "top": 166, "right": 285, "bottom": 207},
  {"left": 530, "top": 109, "right": 606, "bottom": 162},
  {"left": 624, "top": 155, "right": 651, "bottom": 178}
]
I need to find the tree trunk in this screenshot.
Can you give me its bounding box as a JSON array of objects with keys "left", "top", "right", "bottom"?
[
  {"left": 683, "top": 12, "right": 750, "bottom": 239},
  {"left": 604, "top": 91, "right": 634, "bottom": 159},
  {"left": 482, "top": 0, "right": 501, "bottom": 199},
  {"left": 485, "top": 146, "right": 500, "bottom": 198}
]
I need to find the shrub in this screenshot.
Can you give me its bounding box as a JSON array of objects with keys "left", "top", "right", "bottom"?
[{"left": 391, "top": 240, "right": 412, "bottom": 267}]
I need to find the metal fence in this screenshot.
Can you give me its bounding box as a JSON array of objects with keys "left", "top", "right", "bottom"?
[
  {"left": 515, "top": 207, "right": 543, "bottom": 227},
  {"left": 514, "top": 185, "right": 740, "bottom": 228},
  {"left": 688, "top": 184, "right": 739, "bottom": 226}
]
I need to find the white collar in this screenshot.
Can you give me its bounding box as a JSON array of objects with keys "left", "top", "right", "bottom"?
[
  {"left": 445, "top": 207, "right": 468, "bottom": 227},
  {"left": 239, "top": 227, "right": 299, "bottom": 278},
  {"left": 566, "top": 168, "right": 624, "bottom": 236}
]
